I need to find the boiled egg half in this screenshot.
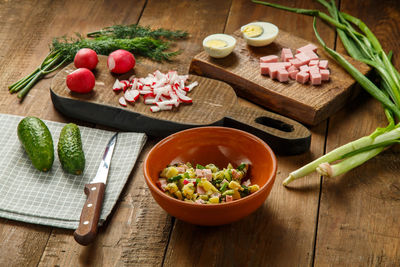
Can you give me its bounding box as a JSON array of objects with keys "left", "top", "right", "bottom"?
[
  {"left": 241, "top": 22, "right": 279, "bottom": 47},
  {"left": 203, "top": 34, "right": 236, "bottom": 58}
]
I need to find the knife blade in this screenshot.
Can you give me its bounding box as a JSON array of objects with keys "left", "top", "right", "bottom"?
[{"left": 74, "top": 133, "right": 118, "bottom": 246}]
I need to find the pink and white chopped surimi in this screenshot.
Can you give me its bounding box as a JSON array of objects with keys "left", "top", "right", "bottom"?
[
  {"left": 118, "top": 96, "right": 127, "bottom": 107},
  {"left": 260, "top": 55, "right": 279, "bottom": 63},
  {"left": 113, "top": 70, "right": 197, "bottom": 112}
]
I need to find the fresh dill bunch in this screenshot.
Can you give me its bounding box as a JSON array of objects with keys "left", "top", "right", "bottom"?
[
  {"left": 87, "top": 24, "right": 188, "bottom": 40},
  {"left": 51, "top": 35, "right": 180, "bottom": 61}
]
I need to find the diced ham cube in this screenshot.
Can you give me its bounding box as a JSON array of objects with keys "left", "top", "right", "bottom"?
[
  {"left": 288, "top": 68, "right": 299, "bottom": 80},
  {"left": 196, "top": 199, "right": 206, "bottom": 204},
  {"left": 225, "top": 195, "right": 233, "bottom": 202},
  {"left": 319, "top": 60, "right": 329, "bottom": 69},
  {"left": 281, "top": 48, "right": 294, "bottom": 62},
  {"left": 260, "top": 55, "right": 279, "bottom": 63},
  {"left": 310, "top": 72, "right": 322, "bottom": 85},
  {"left": 197, "top": 184, "right": 206, "bottom": 195},
  {"left": 309, "top": 59, "right": 319, "bottom": 66},
  {"left": 295, "top": 52, "right": 311, "bottom": 65},
  {"left": 195, "top": 169, "right": 204, "bottom": 177},
  {"left": 299, "top": 65, "right": 310, "bottom": 72},
  {"left": 277, "top": 69, "right": 289, "bottom": 82},
  {"left": 289, "top": 58, "right": 303, "bottom": 68},
  {"left": 296, "top": 71, "right": 310, "bottom": 84},
  {"left": 176, "top": 167, "right": 186, "bottom": 173},
  {"left": 296, "top": 43, "right": 318, "bottom": 53},
  {"left": 156, "top": 178, "right": 168, "bottom": 192},
  {"left": 303, "top": 50, "right": 319, "bottom": 60},
  {"left": 203, "top": 169, "right": 213, "bottom": 181},
  {"left": 269, "top": 67, "right": 280, "bottom": 80},
  {"left": 242, "top": 179, "right": 251, "bottom": 187},
  {"left": 260, "top": 63, "right": 269, "bottom": 75},
  {"left": 320, "top": 69, "right": 330, "bottom": 81},
  {"left": 309, "top": 65, "right": 320, "bottom": 74}
]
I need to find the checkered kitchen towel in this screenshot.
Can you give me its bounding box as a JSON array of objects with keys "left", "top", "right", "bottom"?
[{"left": 0, "top": 113, "right": 146, "bottom": 229}]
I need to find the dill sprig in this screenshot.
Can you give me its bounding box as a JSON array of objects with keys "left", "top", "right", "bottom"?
[
  {"left": 10, "top": 24, "right": 187, "bottom": 100},
  {"left": 87, "top": 24, "right": 188, "bottom": 40}
]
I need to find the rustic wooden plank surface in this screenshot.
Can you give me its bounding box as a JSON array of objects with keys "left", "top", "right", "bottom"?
[
  {"left": 314, "top": 0, "right": 400, "bottom": 266},
  {"left": 0, "top": 0, "right": 399, "bottom": 266}
]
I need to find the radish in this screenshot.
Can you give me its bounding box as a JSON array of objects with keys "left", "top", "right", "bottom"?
[
  {"left": 66, "top": 68, "right": 95, "bottom": 93},
  {"left": 74, "top": 48, "right": 98, "bottom": 70},
  {"left": 108, "top": 49, "right": 136, "bottom": 74},
  {"left": 119, "top": 96, "right": 127, "bottom": 107}
]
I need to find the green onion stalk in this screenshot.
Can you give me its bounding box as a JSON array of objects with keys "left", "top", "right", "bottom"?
[
  {"left": 9, "top": 25, "right": 188, "bottom": 100},
  {"left": 252, "top": 0, "right": 400, "bottom": 185}
]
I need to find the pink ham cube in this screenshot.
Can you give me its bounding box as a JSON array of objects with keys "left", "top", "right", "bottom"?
[
  {"left": 296, "top": 71, "right": 310, "bottom": 84},
  {"left": 320, "top": 69, "right": 330, "bottom": 81},
  {"left": 303, "top": 50, "right": 319, "bottom": 60},
  {"left": 203, "top": 169, "right": 212, "bottom": 181},
  {"left": 197, "top": 184, "right": 206, "bottom": 195},
  {"left": 225, "top": 195, "right": 233, "bottom": 202},
  {"left": 288, "top": 68, "right": 299, "bottom": 80},
  {"left": 269, "top": 67, "right": 279, "bottom": 79},
  {"left": 295, "top": 52, "right": 311, "bottom": 65},
  {"left": 296, "top": 43, "right": 318, "bottom": 53},
  {"left": 260, "top": 55, "right": 279, "bottom": 63},
  {"left": 309, "top": 65, "right": 320, "bottom": 74},
  {"left": 260, "top": 62, "right": 291, "bottom": 76},
  {"left": 195, "top": 169, "right": 204, "bottom": 177},
  {"left": 310, "top": 72, "right": 322, "bottom": 85},
  {"left": 309, "top": 59, "right": 319, "bottom": 66},
  {"left": 281, "top": 48, "right": 294, "bottom": 62},
  {"left": 277, "top": 69, "right": 289, "bottom": 82},
  {"left": 299, "top": 65, "right": 310, "bottom": 72},
  {"left": 319, "top": 60, "right": 329, "bottom": 69},
  {"left": 289, "top": 58, "right": 303, "bottom": 68}
]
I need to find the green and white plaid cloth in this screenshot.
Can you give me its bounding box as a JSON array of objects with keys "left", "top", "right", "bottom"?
[{"left": 0, "top": 114, "right": 146, "bottom": 229}]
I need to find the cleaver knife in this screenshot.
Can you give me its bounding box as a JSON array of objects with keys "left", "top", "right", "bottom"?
[{"left": 74, "top": 133, "right": 118, "bottom": 246}]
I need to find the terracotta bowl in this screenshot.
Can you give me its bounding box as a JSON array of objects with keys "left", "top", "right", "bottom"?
[{"left": 143, "top": 126, "right": 277, "bottom": 226}]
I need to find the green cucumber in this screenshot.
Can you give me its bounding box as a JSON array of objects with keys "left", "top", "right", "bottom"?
[
  {"left": 17, "top": 117, "right": 54, "bottom": 172},
  {"left": 57, "top": 123, "right": 85, "bottom": 175}
]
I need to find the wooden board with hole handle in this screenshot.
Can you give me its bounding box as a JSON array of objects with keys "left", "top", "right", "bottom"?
[
  {"left": 189, "top": 29, "right": 371, "bottom": 126},
  {"left": 50, "top": 55, "right": 311, "bottom": 155}
]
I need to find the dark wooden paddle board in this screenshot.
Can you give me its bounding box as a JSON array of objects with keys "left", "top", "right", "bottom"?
[
  {"left": 190, "top": 29, "right": 370, "bottom": 126},
  {"left": 50, "top": 56, "right": 311, "bottom": 155}
]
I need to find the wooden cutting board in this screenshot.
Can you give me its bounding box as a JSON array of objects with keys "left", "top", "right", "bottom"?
[
  {"left": 189, "top": 29, "right": 370, "bottom": 126},
  {"left": 50, "top": 56, "right": 311, "bottom": 155}
]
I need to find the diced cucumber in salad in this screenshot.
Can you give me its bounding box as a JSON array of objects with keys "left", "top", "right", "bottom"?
[{"left": 156, "top": 162, "right": 260, "bottom": 204}]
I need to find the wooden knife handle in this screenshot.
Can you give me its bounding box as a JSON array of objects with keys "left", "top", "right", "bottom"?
[
  {"left": 73, "top": 183, "right": 105, "bottom": 246},
  {"left": 225, "top": 105, "right": 311, "bottom": 155}
]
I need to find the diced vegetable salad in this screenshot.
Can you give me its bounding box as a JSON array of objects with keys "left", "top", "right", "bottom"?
[{"left": 156, "top": 162, "right": 260, "bottom": 204}]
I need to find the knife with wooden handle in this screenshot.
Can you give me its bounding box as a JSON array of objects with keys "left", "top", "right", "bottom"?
[{"left": 74, "top": 133, "right": 118, "bottom": 246}]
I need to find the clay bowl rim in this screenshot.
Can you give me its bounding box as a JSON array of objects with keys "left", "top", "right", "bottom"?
[{"left": 143, "top": 126, "right": 277, "bottom": 208}]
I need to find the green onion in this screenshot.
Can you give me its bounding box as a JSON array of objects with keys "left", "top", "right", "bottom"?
[
  {"left": 167, "top": 175, "right": 182, "bottom": 183},
  {"left": 196, "top": 164, "right": 205, "bottom": 169},
  {"left": 237, "top": 163, "right": 246, "bottom": 171},
  {"left": 253, "top": 0, "right": 400, "bottom": 185},
  {"left": 183, "top": 172, "right": 190, "bottom": 179},
  {"left": 222, "top": 189, "right": 234, "bottom": 196},
  {"left": 220, "top": 182, "right": 229, "bottom": 192}
]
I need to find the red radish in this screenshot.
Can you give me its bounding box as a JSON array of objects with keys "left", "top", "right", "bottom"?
[
  {"left": 74, "top": 48, "right": 98, "bottom": 70},
  {"left": 108, "top": 49, "right": 135, "bottom": 74},
  {"left": 66, "top": 68, "right": 95, "bottom": 93},
  {"left": 119, "top": 96, "right": 127, "bottom": 107}
]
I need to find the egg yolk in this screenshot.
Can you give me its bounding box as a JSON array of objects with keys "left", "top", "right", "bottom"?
[
  {"left": 241, "top": 25, "right": 263, "bottom": 38},
  {"left": 205, "top": 39, "right": 228, "bottom": 48}
]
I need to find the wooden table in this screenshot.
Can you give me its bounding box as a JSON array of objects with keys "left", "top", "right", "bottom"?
[{"left": 0, "top": 0, "right": 399, "bottom": 266}]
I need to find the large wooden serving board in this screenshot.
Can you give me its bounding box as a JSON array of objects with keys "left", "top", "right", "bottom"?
[
  {"left": 50, "top": 56, "right": 311, "bottom": 155},
  {"left": 189, "top": 29, "right": 370, "bottom": 126}
]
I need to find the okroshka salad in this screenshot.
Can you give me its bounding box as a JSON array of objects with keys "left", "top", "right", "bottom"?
[{"left": 156, "top": 162, "right": 260, "bottom": 204}]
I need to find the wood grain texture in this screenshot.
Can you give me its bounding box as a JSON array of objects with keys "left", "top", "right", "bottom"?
[
  {"left": 314, "top": 0, "right": 400, "bottom": 265},
  {"left": 163, "top": 0, "right": 334, "bottom": 266},
  {"left": 190, "top": 29, "right": 370, "bottom": 126}
]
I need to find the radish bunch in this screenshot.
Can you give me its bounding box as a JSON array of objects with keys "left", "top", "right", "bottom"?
[{"left": 113, "top": 70, "right": 198, "bottom": 112}]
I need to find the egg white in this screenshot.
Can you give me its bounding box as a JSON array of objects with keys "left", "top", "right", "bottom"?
[
  {"left": 202, "top": 34, "right": 237, "bottom": 58},
  {"left": 241, "top": 22, "right": 279, "bottom": 47}
]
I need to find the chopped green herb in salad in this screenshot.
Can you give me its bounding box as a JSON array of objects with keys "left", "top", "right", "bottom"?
[{"left": 156, "top": 162, "right": 260, "bottom": 204}]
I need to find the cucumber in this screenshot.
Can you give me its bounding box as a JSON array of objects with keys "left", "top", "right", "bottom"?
[
  {"left": 58, "top": 123, "right": 85, "bottom": 175},
  {"left": 17, "top": 117, "right": 54, "bottom": 172}
]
